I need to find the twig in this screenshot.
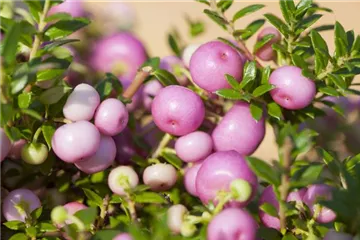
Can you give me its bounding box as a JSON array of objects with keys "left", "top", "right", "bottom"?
[
  {"left": 123, "top": 66, "right": 152, "bottom": 99},
  {"left": 151, "top": 133, "right": 173, "bottom": 159},
  {"left": 96, "top": 195, "right": 110, "bottom": 230}
]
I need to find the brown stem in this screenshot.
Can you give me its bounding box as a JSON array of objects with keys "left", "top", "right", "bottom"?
[
  {"left": 122, "top": 66, "right": 152, "bottom": 99},
  {"left": 279, "top": 137, "right": 293, "bottom": 232},
  {"left": 209, "top": 0, "right": 262, "bottom": 68}
]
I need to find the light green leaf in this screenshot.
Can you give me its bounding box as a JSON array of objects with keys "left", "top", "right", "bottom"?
[
  {"left": 240, "top": 19, "right": 265, "bottom": 40},
  {"left": 239, "top": 61, "right": 257, "bottom": 89},
  {"left": 260, "top": 202, "right": 278, "bottom": 217},
  {"left": 18, "top": 92, "right": 32, "bottom": 109},
  {"left": 203, "top": 9, "right": 227, "bottom": 29},
  {"left": 250, "top": 102, "right": 263, "bottom": 121},
  {"left": 247, "top": 156, "right": 281, "bottom": 186},
  {"left": 39, "top": 85, "right": 71, "bottom": 105},
  {"left": 225, "top": 74, "right": 240, "bottom": 90},
  {"left": 83, "top": 189, "right": 103, "bottom": 206},
  {"left": 327, "top": 73, "right": 346, "bottom": 90},
  {"left": 264, "top": 13, "right": 290, "bottom": 36},
  {"left": 215, "top": 89, "right": 243, "bottom": 100},
  {"left": 233, "top": 4, "right": 265, "bottom": 22},
  {"left": 252, "top": 84, "right": 275, "bottom": 97},
  {"left": 135, "top": 192, "right": 167, "bottom": 204},
  {"left": 267, "top": 102, "right": 282, "bottom": 120},
  {"left": 42, "top": 124, "right": 56, "bottom": 149},
  {"left": 253, "top": 34, "right": 275, "bottom": 52}
]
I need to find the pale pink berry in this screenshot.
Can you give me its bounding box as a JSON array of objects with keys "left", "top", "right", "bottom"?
[
  {"left": 182, "top": 43, "right": 201, "bottom": 68},
  {"left": 52, "top": 121, "right": 101, "bottom": 163},
  {"left": 143, "top": 80, "right": 163, "bottom": 111},
  {"left": 151, "top": 85, "right": 205, "bottom": 136},
  {"left": 94, "top": 98, "right": 129, "bottom": 136},
  {"left": 255, "top": 27, "right": 281, "bottom": 61},
  {"left": 63, "top": 84, "right": 100, "bottom": 122},
  {"left": 63, "top": 202, "right": 87, "bottom": 225},
  {"left": 269, "top": 66, "right": 316, "bottom": 110},
  {"left": 184, "top": 161, "right": 203, "bottom": 196},
  {"left": 108, "top": 166, "right": 139, "bottom": 196},
  {"left": 167, "top": 204, "right": 188, "bottom": 234},
  {"left": 113, "top": 233, "right": 133, "bottom": 240},
  {"left": 324, "top": 230, "right": 353, "bottom": 240},
  {"left": 143, "top": 163, "right": 177, "bottom": 191},
  {"left": 8, "top": 139, "right": 26, "bottom": 160},
  {"left": 212, "top": 102, "right": 265, "bottom": 156},
  {"left": 75, "top": 135, "right": 116, "bottom": 174}
]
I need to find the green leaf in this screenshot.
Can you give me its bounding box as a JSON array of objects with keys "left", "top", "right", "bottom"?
[
  {"left": 291, "top": 54, "right": 308, "bottom": 69},
  {"left": 240, "top": 19, "right": 265, "bottom": 40},
  {"left": 279, "top": 0, "right": 295, "bottom": 24},
  {"left": 334, "top": 21, "right": 348, "bottom": 58},
  {"left": 39, "top": 85, "right": 71, "bottom": 105},
  {"left": 20, "top": 109, "right": 43, "bottom": 121},
  {"left": 31, "top": 206, "right": 43, "bottom": 220},
  {"left": 232, "top": 4, "right": 265, "bottom": 22},
  {"left": 45, "top": 12, "right": 72, "bottom": 22},
  {"left": 189, "top": 21, "right": 205, "bottom": 37},
  {"left": 327, "top": 73, "right": 346, "bottom": 90},
  {"left": 45, "top": 17, "right": 90, "bottom": 39},
  {"left": 42, "top": 124, "right": 56, "bottom": 149},
  {"left": 95, "top": 73, "right": 123, "bottom": 101},
  {"left": 9, "top": 233, "right": 28, "bottom": 240},
  {"left": 253, "top": 34, "right": 274, "bottom": 53},
  {"left": 3, "top": 220, "right": 26, "bottom": 230},
  {"left": 261, "top": 66, "right": 271, "bottom": 85},
  {"left": 351, "top": 35, "right": 360, "bottom": 56},
  {"left": 109, "top": 195, "right": 123, "bottom": 204},
  {"left": 215, "top": 89, "right": 243, "bottom": 100},
  {"left": 36, "top": 69, "right": 65, "bottom": 82},
  {"left": 310, "top": 31, "right": 329, "bottom": 74},
  {"left": 264, "top": 13, "right": 290, "bottom": 36},
  {"left": 141, "top": 57, "right": 160, "bottom": 69},
  {"left": 217, "top": 0, "right": 233, "bottom": 12},
  {"left": 319, "top": 86, "right": 339, "bottom": 97},
  {"left": 257, "top": 226, "right": 282, "bottom": 240},
  {"left": 75, "top": 207, "right": 98, "bottom": 229},
  {"left": 295, "top": 14, "right": 322, "bottom": 35},
  {"left": 260, "top": 202, "right": 278, "bottom": 217},
  {"left": 239, "top": 61, "right": 257, "bottom": 89},
  {"left": 135, "top": 192, "right": 167, "bottom": 204},
  {"left": 168, "top": 33, "right": 181, "bottom": 57},
  {"left": 37, "top": 222, "right": 57, "bottom": 232},
  {"left": 203, "top": 9, "right": 227, "bottom": 29},
  {"left": 292, "top": 164, "right": 323, "bottom": 187},
  {"left": 92, "top": 230, "right": 122, "bottom": 240},
  {"left": 313, "top": 24, "right": 334, "bottom": 32},
  {"left": 267, "top": 102, "right": 282, "bottom": 121},
  {"left": 83, "top": 189, "right": 103, "bottom": 206},
  {"left": 11, "top": 64, "right": 33, "bottom": 94},
  {"left": 246, "top": 157, "right": 281, "bottom": 186},
  {"left": 42, "top": 39, "right": 80, "bottom": 53},
  {"left": 161, "top": 152, "right": 183, "bottom": 170},
  {"left": 26, "top": 226, "right": 37, "bottom": 237},
  {"left": 1, "top": 22, "right": 21, "bottom": 65},
  {"left": 282, "top": 233, "right": 298, "bottom": 240},
  {"left": 152, "top": 69, "right": 179, "bottom": 86},
  {"left": 250, "top": 102, "right": 263, "bottom": 121},
  {"left": 252, "top": 84, "right": 275, "bottom": 97},
  {"left": 295, "top": 0, "right": 313, "bottom": 17},
  {"left": 18, "top": 92, "right": 32, "bottom": 109},
  {"left": 225, "top": 74, "right": 240, "bottom": 90}
]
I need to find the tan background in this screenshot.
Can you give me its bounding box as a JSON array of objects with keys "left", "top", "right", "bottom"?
[{"left": 91, "top": 1, "right": 360, "bottom": 161}]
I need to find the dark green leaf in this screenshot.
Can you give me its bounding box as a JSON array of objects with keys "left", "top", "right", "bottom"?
[
  {"left": 39, "top": 85, "right": 71, "bottom": 105},
  {"left": 317, "top": 148, "right": 339, "bottom": 176},
  {"left": 239, "top": 61, "right": 257, "bottom": 89},
  {"left": 45, "top": 12, "right": 72, "bottom": 22},
  {"left": 38, "top": 222, "right": 57, "bottom": 232},
  {"left": 42, "top": 124, "right": 56, "bottom": 149},
  {"left": 319, "top": 86, "right": 339, "bottom": 96},
  {"left": 152, "top": 69, "right": 179, "bottom": 86},
  {"left": 9, "top": 233, "right": 27, "bottom": 240},
  {"left": 334, "top": 21, "right": 348, "bottom": 58},
  {"left": 42, "top": 39, "right": 80, "bottom": 52},
  {"left": 135, "top": 192, "right": 167, "bottom": 204},
  {"left": 295, "top": 14, "right": 322, "bottom": 35},
  {"left": 351, "top": 35, "right": 360, "bottom": 56},
  {"left": 203, "top": 9, "right": 227, "bottom": 29},
  {"left": 346, "top": 30, "right": 355, "bottom": 54},
  {"left": 292, "top": 54, "right": 308, "bottom": 69},
  {"left": 246, "top": 156, "right": 281, "bottom": 186},
  {"left": 279, "top": 0, "right": 295, "bottom": 24},
  {"left": 327, "top": 73, "right": 346, "bottom": 90},
  {"left": 264, "top": 13, "right": 290, "bottom": 36},
  {"left": 261, "top": 66, "right": 271, "bottom": 84},
  {"left": 272, "top": 43, "right": 288, "bottom": 55},
  {"left": 141, "top": 57, "right": 160, "bottom": 69},
  {"left": 295, "top": 0, "right": 313, "bottom": 17},
  {"left": 310, "top": 31, "right": 329, "bottom": 74},
  {"left": 232, "top": 4, "right": 265, "bottom": 22},
  {"left": 168, "top": 34, "right": 181, "bottom": 57},
  {"left": 20, "top": 109, "right": 43, "bottom": 121},
  {"left": 232, "top": 29, "right": 251, "bottom": 37},
  {"left": 257, "top": 226, "right": 282, "bottom": 240},
  {"left": 92, "top": 230, "right": 122, "bottom": 240},
  {"left": 292, "top": 164, "right": 323, "bottom": 187},
  {"left": 250, "top": 102, "right": 263, "bottom": 121},
  {"left": 161, "top": 152, "right": 183, "bottom": 170},
  {"left": 45, "top": 17, "right": 90, "bottom": 39},
  {"left": 253, "top": 34, "right": 274, "bottom": 52},
  {"left": 95, "top": 79, "right": 114, "bottom": 101},
  {"left": 215, "top": 89, "right": 243, "bottom": 100},
  {"left": 225, "top": 74, "right": 240, "bottom": 90},
  {"left": 75, "top": 207, "right": 98, "bottom": 229},
  {"left": 83, "top": 188, "right": 103, "bottom": 206},
  {"left": 252, "top": 84, "right": 275, "bottom": 97},
  {"left": 3, "top": 220, "right": 26, "bottom": 230},
  {"left": 240, "top": 19, "right": 265, "bottom": 40},
  {"left": 313, "top": 24, "right": 334, "bottom": 32},
  {"left": 11, "top": 64, "right": 33, "bottom": 94},
  {"left": 217, "top": 0, "right": 233, "bottom": 12},
  {"left": 18, "top": 92, "right": 32, "bottom": 109},
  {"left": 1, "top": 22, "right": 21, "bottom": 65},
  {"left": 30, "top": 207, "right": 43, "bottom": 220},
  {"left": 260, "top": 202, "right": 278, "bottom": 217}
]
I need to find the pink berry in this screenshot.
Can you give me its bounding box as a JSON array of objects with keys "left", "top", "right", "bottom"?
[
  {"left": 182, "top": 43, "right": 201, "bottom": 68},
  {"left": 113, "top": 233, "right": 133, "bottom": 240},
  {"left": 143, "top": 80, "right": 163, "bottom": 111},
  {"left": 0, "top": 128, "right": 11, "bottom": 162},
  {"left": 303, "top": 184, "right": 336, "bottom": 223},
  {"left": 175, "top": 131, "right": 213, "bottom": 162},
  {"left": 108, "top": 166, "right": 139, "bottom": 196},
  {"left": 94, "top": 98, "right": 129, "bottom": 136},
  {"left": 160, "top": 56, "right": 188, "bottom": 85},
  {"left": 52, "top": 121, "right": 100, "bottom": 163},
  {"left": 324, "top": 230, "right": 353, "bottom": 240},
  {"left": 167, "top": 204, "right": 188, "bottom": 234},
  {"left": 48, "top": 0, "right": 85, "bottom": 17},
  {"left": 2, "top": 189, "right": 41, "bottom": 222},
  {"left": 151, "top": 85, "right": 205, "bottom": 136},
  {"left": 113, "top": 128, "right": 136, "bottom": 165},
  {"left": 143, "top": 163, "right": 177, "bottom": 191},
  {"left": 196, "top": 151, "right": 257, "bottom": 207},
  {"left": 63, "top": 84, "right": 100, "bottom": 122},
  {"left": 212, "top": 102, "right": 265, "bottom": 155},
  {"left": 255, "top": 27, "right": 281, "bottom": 61},
  {"left": 269, "top": 66, "right": 316, "bottom": 110},
  {"left": 62, "top": 202, "right": 87, "bottom": 226},
  {"left": 184, "top": 161, "right": 203, "bottom": 196},
  {"left": 189, "top": 41, "right": 244, "bottom": 92},
  {"left": 287, "top": 188, "right": 307, "bottom": 203},
  {"left": 8, "top": 139, "right": 26, "bottom": 160},
  {"left": 207, "top": 208, "right": 258, "bottom": 240},
  {"left": 75, "top": 135, "right": 116, "bottom": 174},
  {"left": 90, "top": 33, "right": 147, "bottom": 82}
]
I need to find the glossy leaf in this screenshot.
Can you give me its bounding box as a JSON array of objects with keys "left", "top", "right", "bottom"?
[
  {"left": 252, "top": 84, "right": 275, "bottom": 98},
  {"left": 334, "top": 21, "right": 348, "bottom": 58},
  {"left": 233, "top": 4, "right": 265, "bottom": 22},
  {"left": 295, "top": 14, "right": 322, "bottom": 35},
  {"left": 327, "top": 73, "right": 346, "bottom": 90},
  {"left": 152, "top": 69, "right": 179, "bottom": 86},
  {"left": 247, "top": 157, "right": 281, "bottom": 186},
  {"left": 225, "top": 74, "right": 240, "bottom": 90},
  {"left": 295, "top": 0, "right": 313, "bottom": 17},
  {"left": 217, "top": 0, "right": 233, "bottom": 12},
  {"left": 17, "top": 92, "right": 32, "bottom": 109},
  {"left": 239, "top": 61, "right": 257, "bottom": 89},
  {"left": 279, "top": 0, "right": 295, "bottom": 24},
  {"left": 135, "top": 192, "right": 167, "bottom": 204},
  {"left": 161, "top": 152, "right": 183, "bottom": 170},
  {"left": 261, "top": 66, "right": 271, "bottom": 84},
  {"left": 83, "top": 188, "right": 103, "bottom": 206},
  {"left": 45, "top": 17, "right": 90, "bottom": 39},
  {"left": 319, "top": 86, "right": 339, "bottom": 96},
  {"left": 3, "top": 221, "right": 26, "bottom": 230},
  {"left": 240, "top": 19, "right": 265, "bottom": 40},
  {"left": 42, "top": 124, "right": 56, "bottom": 149},
  {"left": 253, "top": 34, "right": 275, "bottom": 52},
  {"left": 203, "top": 9, "right": 227, "bottom": 29},
  {"left": 250, "top": 102, "right": 263, "bottom": 121},
  {"left": 264, "top": 13, "right": 290, "bottom": 36},
  {"left": 215, "top": 89, "right": 243, "bottom": 100}
]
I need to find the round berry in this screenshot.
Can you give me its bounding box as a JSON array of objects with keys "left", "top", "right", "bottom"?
[
  {"left": 143, "top": 80, "right": 163, "bottom": 111},
  {"left": 151, "top": 85, "right": 205, "bottom": 136},
  {"left": 52, "top": 121, "right": 100, "bottom": 163},
  {"left": 190, "top": 41, "right": 244, "bottom": 92},
  {"left": 108, "top": 166, "right": 139, "bottom": 196},
  {"left": 182, "top": 43, "right": 201, "bottom": 68},
  {"left": 75, "top": 135, "right": 116, "bottom": 174},
  {"left": 167, "top": 204, "right": 188, "bottom": 234},
  {"left": 143, "top": 163, "right": 177, "bottom": 191},
  {"left": 255, "top": 27, "right": 281, "bottom": 61},
  {"left": 184, "top": 162, "right": 203, "bottom": 196},
  {"left": 113, "top": 233, "right": 133, "bottom": 240},
  {"left": 21, "top": 142, "right": 48, "bottom": 165},
  {"left": 160, "top": 56, "right": 188, "bottom": 85},
  {"left": 2, "top": 189, "right": 41, "bottom": 222},
  {"left": 63, "top": 84, "right": 100, "bottom": 122},
  {"left": 207, "top": 208, "right": 258, "bottom": 240},
  {"left": 94, "top": 98, "right": 129, "bottom": 136},
  {"left": 258, "top": 185, "right": 280, "bottom": 230},
  {"left": 175, "top": 131, "right": 212, "bottom": 163},
  {"left": 51, "top": 206, "right": 68, "bottom": 225},
  {"left": 63, "top": 202, "right": 87, "bottom": 225},
  {"left": 48, "top": 0, "right": 85, "bottom": 17},
  {"left": 269, "top": 66, "right": 316, "bottom": 110},
  {"left": 212, "top": 102, "right": 265, "bottom": 155},
  {"left": 324, "top": 230, "right": 353, "bottom": 240},
  {"left": 196, "top": 151, "right": 257, "bottom": 207},
  {"left": 287, "top": 188, "right": 307, "bottom": 203},
  {"left": 1, "top": 128, "right": 11, "bottom": 162},
  {"left": 8, "top": 139, "right": 26, "bottom": 160},
  {"left": 303, "top": 184, "right": 336, "bottom": 223}
]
